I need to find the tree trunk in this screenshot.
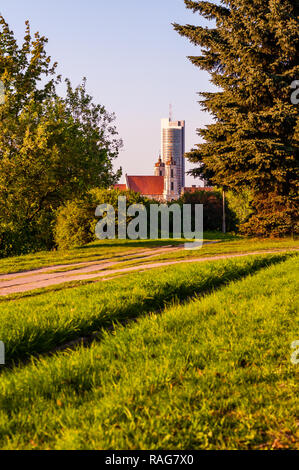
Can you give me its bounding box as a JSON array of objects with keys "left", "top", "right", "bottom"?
[{"left": 222, "top": 189, "right": 226, "bottom": 234}]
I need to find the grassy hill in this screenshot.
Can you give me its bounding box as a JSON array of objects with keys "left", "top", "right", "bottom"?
[{"left": 0, "top": 243, "right": 298, "bottom": 449}]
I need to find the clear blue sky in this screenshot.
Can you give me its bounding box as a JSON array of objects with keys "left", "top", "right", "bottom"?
[{"left": 0, "top": 0, "right": 215, "bottom": 185}]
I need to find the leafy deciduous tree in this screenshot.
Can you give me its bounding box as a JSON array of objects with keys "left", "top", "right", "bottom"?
[{"left": 0, "top": 16, "right": 122, "bottom": 255}]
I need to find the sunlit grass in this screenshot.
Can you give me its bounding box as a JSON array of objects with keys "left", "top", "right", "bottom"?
[
  {"left": 0, "top": 253, "right": 292, "bottom": 365},
  {"left": 0, "top": 235, "right": 297, "bottom": 277},
  {"left": 0, "top": 239, "right": 185, "bottom": 275},
  {"left": 0, "top": 255, "right": 297, "bottom": 450}
]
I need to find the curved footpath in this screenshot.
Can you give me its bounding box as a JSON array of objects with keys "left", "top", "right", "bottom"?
[{"left": 0, "top": 246, "right": 297, "bottom": 297}]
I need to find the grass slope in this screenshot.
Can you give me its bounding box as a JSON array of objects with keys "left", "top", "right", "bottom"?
[
  {"left": 0, "top": 254, "right": 292, "bottom": 365},
  {"left": 0, "top": 235, "right": 297, "bottom": 276},
  {"left": 0, "top": 256, "right": 297, "bottom": 449},
  {"left": 0, "top": 239, "right": 184, "bottom": 276},
  {"left": 105, "top": 239, "right": 299, "bottom": 272}
]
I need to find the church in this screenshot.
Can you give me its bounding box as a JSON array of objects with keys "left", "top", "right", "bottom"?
[{"left": 115, "top": 117, "right": 212, "bottom": 202}]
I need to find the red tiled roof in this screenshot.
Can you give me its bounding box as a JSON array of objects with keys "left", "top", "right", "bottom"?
[
  {"left": 114, "top": 184, "right": 127, "bottom": 191},
  {"left": 126, "top": 176, "right": 164, "bottom": 195}
]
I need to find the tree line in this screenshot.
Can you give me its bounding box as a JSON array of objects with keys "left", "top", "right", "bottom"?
[{"left": 1, "top": 2, "right": 298, "bottom": 258}]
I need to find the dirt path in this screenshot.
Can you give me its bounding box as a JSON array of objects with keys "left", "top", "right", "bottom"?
[
  {"left": 0, "top": 245, "right": 184, "bottom": 281},
  {"left": 0, "top": 247, "right": 295, "bottom": 297}
]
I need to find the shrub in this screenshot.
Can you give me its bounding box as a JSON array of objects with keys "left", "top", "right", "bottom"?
[
  {"left": 240, "top": 193, "right": 299, "bottom": 238},
  {"left": 179, "top": 190, "right": 237, "bottom": 232},
  {"left": 54, "top": 188, "right": 151, "bottom": 250},
  {"left": 0, "top": 211, "right": 55, "bottom": 258},
  {"left": 226, "top": 189, "right": 254, "bottom": 227},
  {"left": 54, "top": 199, "right": 95, "bottom": 250}
]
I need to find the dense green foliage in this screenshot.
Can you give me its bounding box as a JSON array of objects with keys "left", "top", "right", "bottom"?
[
  {"left": 0, "top": 255, "right": 297, "bottom": 449},
  {"left": 55, "top": 187, "right": 241, "bottom": 250},
  {"left": 174, "top": 0, "right": 299, "bottom": 236},
  {"left": 54, "top": 195, "right": 96, "bottom": 251},
  {"left": 0, "top": 16, "right": 122, "bottom": 257},
  {"left": 179, "top": 189, "right": 238, "bottom": 231},
  {"left": 54, "top": 189, "right": 151, "bottom": 250},
  {"left": 226, "top": 188, "right": 254, "bottom": 227}
]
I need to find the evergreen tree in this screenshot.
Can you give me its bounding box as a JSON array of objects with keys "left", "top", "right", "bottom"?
[{"left": 174, "top": 0, "right": 299, "bottom": 236}]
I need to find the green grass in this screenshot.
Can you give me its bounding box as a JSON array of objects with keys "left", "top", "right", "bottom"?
[
  {"left": 102, "top": 238, "right": 299, "bottom": 272},
  {"left": 0, "top": 254, "right": 293, "bottom": 365},
  {"left": 0, "top": 237, "right": 296, "bottom": 304},
  {"left": 0, "top": 255, "right": 297, "bottom": 450},
  {"left": 0, "top": 239, "right": 185, "bottom": 275},
  {"left": 1, "top": 234, "right": 297, "bottom": 276}
]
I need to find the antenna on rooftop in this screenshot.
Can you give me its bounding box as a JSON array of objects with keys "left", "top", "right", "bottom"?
[{"left": 169, "top": 103, "right": 173, "bottom": 122}]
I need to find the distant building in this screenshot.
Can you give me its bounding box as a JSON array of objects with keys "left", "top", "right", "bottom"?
[
  {"left": 115, "top": 116, "right": 212, "bottom": 201},
  {"left": 161, "top": 118, "right": 185, "bottom": 194}
]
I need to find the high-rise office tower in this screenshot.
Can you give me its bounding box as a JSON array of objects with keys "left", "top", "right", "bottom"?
[{"left": 161, "top": 118, "right": 185, "bottom": 194}]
